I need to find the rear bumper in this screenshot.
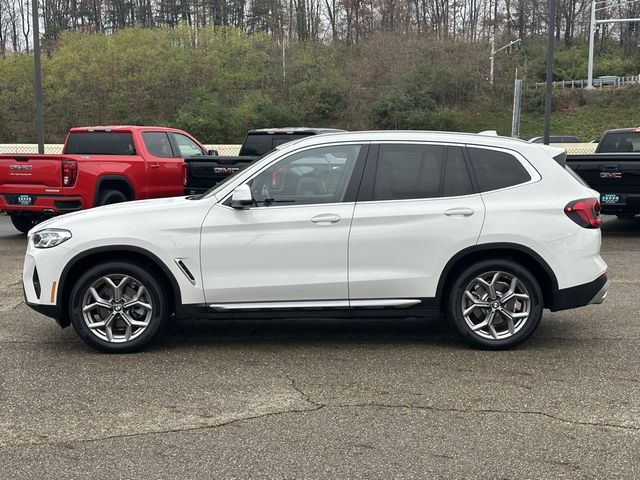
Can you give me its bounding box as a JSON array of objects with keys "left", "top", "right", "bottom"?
[
  {"left": 1, "top": 193, "right": 84, "bottom": 214},
  {"left": 550, "top": 273, "right": 608, "bottom": 311},
  {"left": 184, "top": 187, "right": 209, "bottom": 196},
  {"left": 600, "top": 193, "right": 640, "bottom": 215}
]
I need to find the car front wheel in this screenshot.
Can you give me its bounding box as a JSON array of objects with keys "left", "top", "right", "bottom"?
[
  {"left": 447, "top": 259, "right": 543, "bottom": 349},
  {"left": 69, "top": 262, "right": 167, "bottom": 353}
]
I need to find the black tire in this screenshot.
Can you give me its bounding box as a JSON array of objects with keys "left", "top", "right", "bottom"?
[
  {"left": 616, "top": 214, "right": 635, "bottom": 220},
  {"left": 69, "top": 262, "right": 168, "bottom": 353},
  {"left": 447, "top": 259, "right": 543, "bottom": 350},
  {"left": 10, "top": 213, "right": 40, "bottom": 234},
  {"left": 97, "top": 189, "right": 128, "bottom": 206}
]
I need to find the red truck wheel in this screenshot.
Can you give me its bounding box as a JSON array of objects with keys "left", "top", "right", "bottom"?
[
  {"left": 97, "top": 189, "right": 128, "bottom": 206},
  {"left": 10, "top": 213, "right": 40, "bottom": 234}
]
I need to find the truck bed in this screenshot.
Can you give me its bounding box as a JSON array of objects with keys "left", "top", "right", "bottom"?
[{"left": 184, "top": 155, "right": 258, "bottom": 195}]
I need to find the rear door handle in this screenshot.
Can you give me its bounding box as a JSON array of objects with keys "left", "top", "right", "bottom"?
[
  {"left": 149, "top": 163, "right": 160, "bottom": 169},
  {"left": 311, "top": 214, "right": 341, "bottom": 224},
  {"left": 444, "top": 208, "right": 475, "bottom": 217}
]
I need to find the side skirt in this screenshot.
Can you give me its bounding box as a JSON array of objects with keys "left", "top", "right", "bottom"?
[{"left": 175, "top": 298, "right": 438, "bottom": 321}]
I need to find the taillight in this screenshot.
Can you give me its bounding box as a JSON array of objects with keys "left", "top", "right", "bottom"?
[
  {"left": 182, "top": 163, "right": 188, "bottom": 186},
  {"left": 564, "top": 198, "right": 602, "bottom": 228},
  {"left": 62, "top": 160, "right": 77, "bottom": 187}
]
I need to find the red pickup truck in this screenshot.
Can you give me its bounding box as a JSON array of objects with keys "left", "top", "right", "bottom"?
[{"left": 0, "top": 126, "right": 210, "bottom": 233}]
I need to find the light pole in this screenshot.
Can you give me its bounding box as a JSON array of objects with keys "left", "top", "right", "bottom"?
[
  {"left": 489, "top": 38, "right": 522, "bottom": 85},
  {"left": 543, "top": 0, "right": 557, "bottom": 145},
  {"left": 587, "top": 0, "right": 640, "bottom": 90},
  {"left": 31, "top": 0, "right": 44, "bottom": 154},
  {"left": 587, "top": 0, "right": 597, "bottom": 89}
]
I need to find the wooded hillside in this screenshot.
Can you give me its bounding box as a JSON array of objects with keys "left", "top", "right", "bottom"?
[{"left": 2, "top": 1, "right": 640, "bottom": 143}]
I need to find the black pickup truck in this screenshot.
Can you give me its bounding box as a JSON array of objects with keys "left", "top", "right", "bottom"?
[
  {"left": 567, "top": 128, "right": 640, "bottom": 218},
  {"left": 184, "top": 127, "right": 343, "bottom": 195}
]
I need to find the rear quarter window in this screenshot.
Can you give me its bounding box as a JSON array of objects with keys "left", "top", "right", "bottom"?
[
  {"left": 467, "top": 147, "right": 531, "bottom": 192},
  {"left": 64, "top": 132, "right": 136, "bottom": 155}
]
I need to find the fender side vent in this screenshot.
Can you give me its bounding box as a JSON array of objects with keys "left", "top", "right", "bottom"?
[
  {"left": 175, "top": 259, "right": 196, "bottom": 285},
  {"left": 33, "top": 267, "right": 41, "bottom": 299}
]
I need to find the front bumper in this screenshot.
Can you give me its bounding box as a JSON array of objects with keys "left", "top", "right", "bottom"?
[
  {"left": 23, "top": 246, "right": 74, "bottom": 328},
  {"left": 24, "top": 300, "right": 66, "bottom": 326},
  {"left": 551, "top": 273, "right": 608, "bottom": 311}
]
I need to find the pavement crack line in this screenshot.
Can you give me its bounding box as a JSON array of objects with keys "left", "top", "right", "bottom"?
[
  {"left": 1, "top": 400, "right": 637, "bottom": 450},
  {"left": 330, "top": 402, "right": 640, "bottom": 432},
  {"left": 0, "top": 405, "right": 326, "bottom": 449},
  {"left": 278, "top": 375, "right": 639, "bottom": 432},
  {"left": 284, "top": 375, "right": 324, "bottom": 408}
]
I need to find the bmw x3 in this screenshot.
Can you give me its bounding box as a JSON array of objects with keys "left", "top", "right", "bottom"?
[{"left": 22, "top": 131, "right": 608, "bottom": 352}]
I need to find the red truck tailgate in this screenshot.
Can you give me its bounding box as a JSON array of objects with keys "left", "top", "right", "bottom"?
[{"left": 0, "top": 154, "right": 66, "bottom": 188}]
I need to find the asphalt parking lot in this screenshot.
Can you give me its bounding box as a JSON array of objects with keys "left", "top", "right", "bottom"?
[{"left": 0, "top": 214, "right": 638, "bottom": 479}]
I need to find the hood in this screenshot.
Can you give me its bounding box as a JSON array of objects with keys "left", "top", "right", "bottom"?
[{"left": 31, "top": 196, "right": 200, "bottom": 233}]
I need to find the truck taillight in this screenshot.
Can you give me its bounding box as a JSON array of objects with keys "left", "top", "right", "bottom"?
[
  {"left": 565, "top": 198, "right": 602, "bottom": 229},
  {"left": 182, "top": 163, "right": 188, "bottom": 186},
  {"left": 62, "top": 160, "right": 77, "bottom": 187}
]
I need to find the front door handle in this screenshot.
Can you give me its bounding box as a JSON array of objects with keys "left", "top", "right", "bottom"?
[
  {"left": 149, "top": 163, "right": 160, "bottom": 169},
  {"left": 444, "top": 208, "right": 474, "bottom": 217},
  {"left": 311, "top": 214, "right": 341, "bottom": 224}
]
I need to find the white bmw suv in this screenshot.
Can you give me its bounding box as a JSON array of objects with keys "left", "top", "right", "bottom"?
[{"left": 23, "top": 131, "right": 608, "bottom": 352}]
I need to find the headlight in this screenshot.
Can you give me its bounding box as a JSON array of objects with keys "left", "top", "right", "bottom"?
[{"left": 32, "top": 229, "right": 72, "bottom": 248}]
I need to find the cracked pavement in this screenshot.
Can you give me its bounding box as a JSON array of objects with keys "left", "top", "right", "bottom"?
[{"left": 0, "top": 215, "right": 639, "bottom": 479}]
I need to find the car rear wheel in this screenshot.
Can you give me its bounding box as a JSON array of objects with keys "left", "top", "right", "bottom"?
[
  {"left": 69, "top": 262, "right": 167, "bottom": 353},
  {"left": 10, "top": 213, "right": 40, "bottom": 234},
  {"left": 447, "top": 259, "right": 543, "bottom": 349}
]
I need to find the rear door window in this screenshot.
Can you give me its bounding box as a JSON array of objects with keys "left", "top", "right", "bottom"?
[
  {"left": 373, "top": 144, "right": 445, "bottom": 201},
  {"left": 371, "top": 144, "right": 474, "bottom": 201},
  {"left": 65, "top": 132, "right": 136, "bottom": 155},
  {"left": 467, "top": 147, "right": 531, "bottom": 192}
]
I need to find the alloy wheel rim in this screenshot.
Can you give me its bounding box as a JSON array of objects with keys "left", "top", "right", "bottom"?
[
  {"left": 461, "top": 271, "right": 531, "bottom": 340},
  {"left": 81, "top": 274, "right": 153, "bottom": 343}
]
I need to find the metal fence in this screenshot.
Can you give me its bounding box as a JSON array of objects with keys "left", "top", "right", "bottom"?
[
  {"left": 0, "top": 142, "right": 600, "bottom": 156},
  {"left": 553, "top": 143, "right": 598, "bottom": 155},
  {"left": 533, "top": 75, "right": 640, "bottom": 90},
  {"left": 0, "top": 144, "right": 241, "bottom": 156}
]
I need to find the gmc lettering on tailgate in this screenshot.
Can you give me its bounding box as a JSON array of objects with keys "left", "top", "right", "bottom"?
[
  {"left": 600, "top": 172, "right": 622, "bottom": 179},
  {"left": 214, "top": 167, "right": 240, "bottom": 174}
]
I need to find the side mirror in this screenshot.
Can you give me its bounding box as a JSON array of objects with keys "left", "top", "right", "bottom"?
[
  {"left": 207, "top": 149, "right": 219, "bottom": 156},
  {"left": 231, "top": 184, "right": 253, "bottom": 209}
]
